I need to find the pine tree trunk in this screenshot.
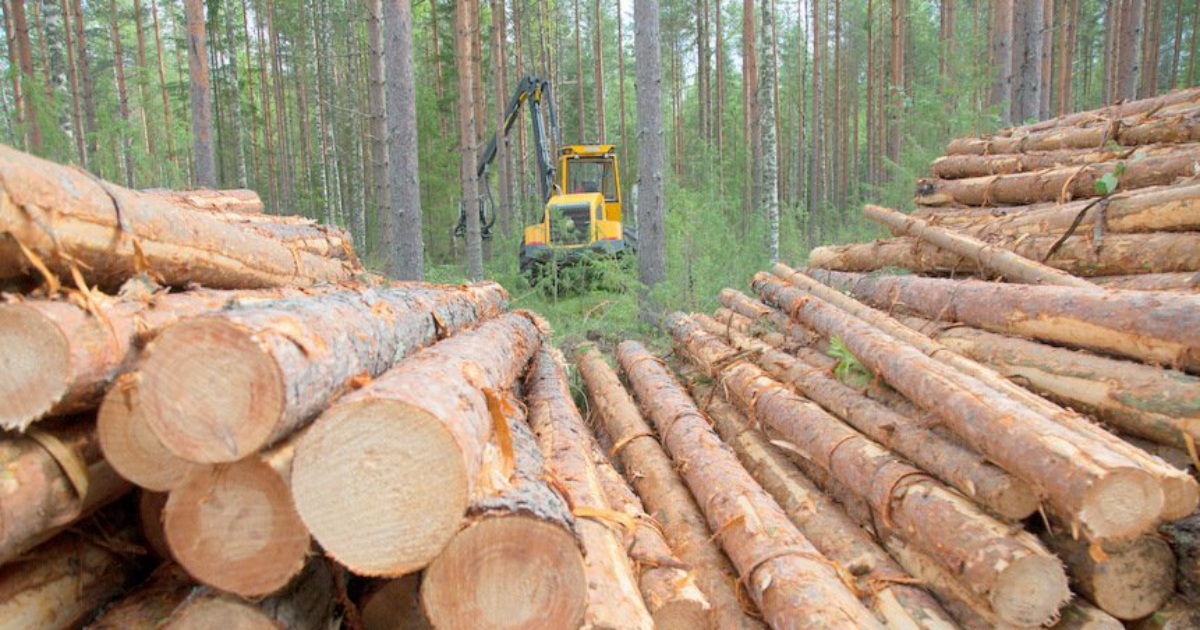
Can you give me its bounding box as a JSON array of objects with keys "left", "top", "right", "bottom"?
[
  {"left": 455, "top": 0, "right": 483, "bottom": 278},
  {"left": 1117, "top": 0, "right": 1146, "bottom": 101},
  {"left": 714, "top": 0, "right": 723, "bottom": 153},
  {"left": 150, "top": 0, "right": 174, "bottom": 163},
  {"left": 59, "top": 0, "right": 84, "bottom": 164},
  {"left": 385, "top": 0, "right": 424, "bottom": 280},
  {"left": 366, "top": 0, "right": 387, "bottom": 253},
  {"left": 492, "top": 0, "right": 512, "bottom": 235},
  {"left": 635, "top": 0, "right": 665, "bottom": 320},
  {"left": 888, "top": 0, "right": 904, "bottom": 164},
  {"left": 989, "top": 0, "right": 1014, "bottom": 123},
  {"left": 10, "top": 0, "right": 38, "bottom": 152},
  {"left": 429, "top": 0, "right": 447, "bottom": 138},
  {"left": 573, "top": 0, "right": 584, "bottom": 138},
  {"left": 759, "top": 0, "right": 777, "bottom": 263},
  {"left": 222, "top": 2, "right": 246, "bottom": 187},
  {"left": 184, "top": 0, "right": 216, "bottom": 186},
  {"left": 616, "top": 0, "right": 628, "bottom": 149},
  {"left": 290, "top": 311, "right": 539, "bottom": 576},
  {"left": 110, "top": 0, "right": 134, "bottom": 185},
  {"left": 592, "top": 0, "right": 604, "bottom": 142}
]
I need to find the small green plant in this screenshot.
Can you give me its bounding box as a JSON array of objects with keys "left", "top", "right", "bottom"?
[
  {"left": 1094, "top": 162, "right": 1126, "bottom": 196},
  {"left": 827, "top": 337, "right": 874, "bottom": 388}
]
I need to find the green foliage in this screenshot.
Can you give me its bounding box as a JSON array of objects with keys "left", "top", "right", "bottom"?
[
  {"left": 827, "top": 336, "right": 874, "bottom": 388},
  {"left": 1095, "top": 162, "right": 1127, "bottom": 196}
]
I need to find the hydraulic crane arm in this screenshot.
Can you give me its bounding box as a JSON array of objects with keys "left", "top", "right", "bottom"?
[{"left": 476, "top": 75, "right": 559, "bottom": 204}]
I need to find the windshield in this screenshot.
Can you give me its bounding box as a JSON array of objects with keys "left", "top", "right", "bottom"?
[{"left": 565, "top": 159, "right": 617, "bottom": 202}]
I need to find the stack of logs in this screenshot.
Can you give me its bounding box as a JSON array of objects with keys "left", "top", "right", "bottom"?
[{"left": 633, "top": 87, "right": 1198, "bottom": 627}]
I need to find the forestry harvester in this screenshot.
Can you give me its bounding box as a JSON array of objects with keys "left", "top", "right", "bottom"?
[{"left": 457, "top": 76, "right": 635, "bottom": 275}]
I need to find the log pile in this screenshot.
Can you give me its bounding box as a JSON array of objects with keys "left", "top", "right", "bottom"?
[{"left": 618, "top": 89, "right": 1200, "bottom": 626}]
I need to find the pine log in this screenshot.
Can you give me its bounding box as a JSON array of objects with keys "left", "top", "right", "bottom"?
[
  {"left": 140, "top": 282, "right": 507, "bottom": 463},
  {"left": 1128, "top": 596, "right": 1200, "bottom": 630},
  {"left": 137, "top": 490, "right": 171, "bottom": 560},
  {"left": 806, "top": 268, "right": 1200, "bottom": 373},
  {"left": 712, "top": 306, "right": 751, "bottom": 332},
  {"left": 809, "top": 232, "right": 1200, "bottom": 277},
  {"left": 0, "top": 286, "right": 316, "bottom": 432},
  {"left": 138, "top": 188, "right": 265, "bottom": 213},
  {"left": 573, "top": 345, "right": 764, "bottom": 630},
  {"left": 90, "top": 559, "right": 337, "bottom": 630},
  {"left": 97, "top": 376, "right": 197, "bottom": 491},
  {"left": 998, "top": 87, "right": 1200, "bottom": 136},
  {"left": 915, "top": 144, "right": 1200, "bottom": 207},
  {"left": 201, "top": 211, "right": 358, "bottom": 262},
  {"left": 0, "top": 144, "right": 358, "bottom": 290},
  {"left": 755, "top": 272, "right": 1166, "bottom": 539},
  {"left": 945, "top": 106, "right": 1200, "bottom": 155},
  {"left": 718, "top": 288, "right": 820, "bottom": 345},
  {"left": 1042, "top": 531, "right": 1175, "bottom": 620},
  {"left": 682, "top": 369, "right": 958, "bottom": 629},
  {"left": 525, "top": 346, "right": 654, "bottom": 630},
  {"left": 588, "top": 439, "right": 712, "bottom": 629},
  {"left": 1161, "top": 510, "right": 1200, "bottom": 603},
  {"left": 667, "top": 315, "right": 1069, "bottom": 626},
  {"left": 899, "top": 315, "right": 1200, "bottom": 449},
  {"left": 910, "top": 183, "right": 1200, "bottom": 235},
  {"left": 864, "top": 204, "right": 1097, "bottom": 287},
  {"left": 694, "top": 313, "right": 1040, "bottom": 520},
  {"left": 164, "top": 431, "right": 310, "bottom": 597},
  {"left": 616, "top": 341, "right": 886, "bottom": 629},
  {"left": 0, "top": 417, "right": 132, "bottom": 564},
  {"left": 291, "top": 311, "right": 539, "bottom": 577},
  {"left": 420, "top": 394, "right": 588, "bottom": 630},
  {"left": 773, "top": 263, "right": 1199, "bottom": 521},
  {"left": 362, "top": 575, "right": 433, "bottom": 630},
  {"left": 1094, "top": 272, "right": 1200, "bottom": 291},
  {"left": 0, "top": 516, "right": 149, "bottom": 630},
  {"left": 930, "top": 145, "right": 1171, "bottom": 179}
]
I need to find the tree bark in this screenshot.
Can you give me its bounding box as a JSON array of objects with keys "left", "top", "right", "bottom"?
[
  {"left": 810, "top": 232, "right": 1200, "bottom": 278},
  {"left": 525, "top": 346, "right": 653, "bottom": 629},
  {"left": 758, "top": 0, "right": 778, "bottom": 263},
  {"left": 183, "top": 0, "right": 215, "bottom": 186},
  {"left": 634, "top": 0, "right": 665, "bottom": 321},
  {"left": 1116, "top": 0, "right": 1146, "bottom": 101},
  {"left": 910, "top": 181, "right": 1200, "bottom": 235},
  {"left": 864, "top": 203, "right": 1096, "bottom": 287},
  {"left": 929, "top": 144, "right": 1179, "bottom": 179},
  {"left": 592, "top": 0, "right": 604, "bottom": 142},
  {"left": 290, "top": 311, "right": 538, "bottom": 576},
  {"left": 916, "top": 144, "right": 1200, "bottom": 207},
  {"left": 98, "top": 376, "right": 198, "bottom": 492},
  {"left": 110, "top": 0, "right": 135, "bottom": 186},
  {"left": 0, "top": 516, "right": 149, "bottom": 629},
  {"left": 617, "top": 340, "right": 885, "bottom": 629},
  {"left": 0, "top": 417, "right": 132, "bottom": 565},
  {"left": 574, "top": 345, "right": 765, "bottom": 630},
  {"left": 1094, "top": 271, "right": 1200, "bottom": 291},
  {"left": 0, "top": 146, "right": 359, "bottom": 290},
  {"left": 693, "top": 313, "right": 1040, "bottom": 521},
  {"left": 1044, "top": 531, "right": 1175, "bottom": 620},
  {"left": 0, "top": 287, "right": 314, "bottom": 432},
  {"left": 588, "top": 439, "right": 711, "bottom": 628},
  {"left": 365, "top": 0, "right": 387, "bottom": 255},
  {"left": 775, "top": 263, "right": 1200, "bottom": 521},
  {"left": 9, "top": 0, "right": 38, "bottom": 152},
  {"left": 164, "top": 432, "right": 310, "bottom": 597},
  {"left": 989, "top": 0, "right": 1015, "bottom": 124},
  {"left": 140, "top": 283, "right": 508, "bottom": 464},
  {"left": 944, "top": 111, "right": 1200, "bottom": 156},
  {"left": 806, "top": 268, "right": 1200, "bottom": 373},
  {"left": 902, "top": 313, "right": 1200, "bottom": 452},
  {"left": 455, "top": 0, "right": 483, "bottom": 279},
  {"left": 753, "top": 272, "right": 1167, "bottom": 540},
  {"left": 667, "top": 314, "right": 1069, "bottom": 626},
  {"left": 384, "top": 0, "right": 424, "bottom": 280},
  {"left": 420, "top": 399, "right": 587, "bottom": 630},
  {"left": 682, "top": 368, "right": 958, "bottom": 629}
]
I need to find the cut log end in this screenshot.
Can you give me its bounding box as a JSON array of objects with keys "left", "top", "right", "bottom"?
[
  {"left": 990, "top": 551, "right": 1071, "bottom": 627},
  {"left": 141, "top": 318, "right": 284, "bottom": 463},
  {"left": 292, "top": 400, "right": 469, "bottom": 576},
  {"left": 164, "top": 460, "right": 309, "bottom": 597},
  {"left": 1160, "top": 474, "right": 1200, "bottom": 522},
  {"left": 421, "top": 516, "right": 587, "bottom": 630},
  {"left": 1080, "top": 468, "right": 1165, "bottom": 539},
  {"left": 0, "top": 304, "right": 70, "bottom": 430},
  {"left": 98, "top": 383, "right": 197, "bottom": 492},
  {"left": 648, "top": 583, "right": 712, "bottom": 630},
  {"left": 1088, "top": 537, "right": 1175, "bottom": 620}
]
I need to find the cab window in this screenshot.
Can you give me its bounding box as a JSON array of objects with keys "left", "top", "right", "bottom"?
[{"left": 565, "top": 159, "right": 617, "bottom": 202}]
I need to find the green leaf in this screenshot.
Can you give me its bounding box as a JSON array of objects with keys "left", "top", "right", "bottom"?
[{"left": 1095, "top": 172, "right": 1119, "bottom": 196}]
